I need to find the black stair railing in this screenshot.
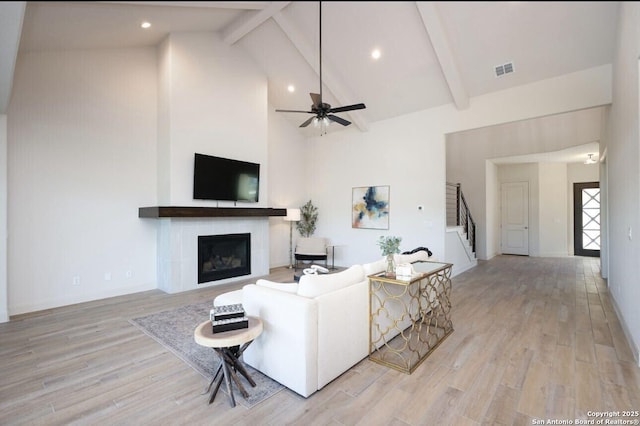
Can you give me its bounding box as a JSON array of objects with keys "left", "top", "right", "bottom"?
[{"left": 446, "top": 182, "right": 476, "bottom": 254}]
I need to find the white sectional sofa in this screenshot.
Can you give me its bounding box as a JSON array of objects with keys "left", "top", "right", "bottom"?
[{"left": 214, "top": 250, "right": 432, "bottom": 398}]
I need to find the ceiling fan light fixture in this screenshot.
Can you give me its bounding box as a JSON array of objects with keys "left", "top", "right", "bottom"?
[
  {"left": 312, "top": 116, "right": 329, "bottom": 126},
  {"left": 584, "top": 153, "right": 598, "bottom": 165},
  {"left": 274, "top": 1, "right": 366, "bottom": 134}
]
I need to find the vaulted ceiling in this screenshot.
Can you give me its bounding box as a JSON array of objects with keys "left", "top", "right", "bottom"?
[{"left": 1, "top": 1, "right": 619, "bottom": 144}]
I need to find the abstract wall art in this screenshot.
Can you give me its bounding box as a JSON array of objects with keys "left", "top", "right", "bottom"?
[{"left": 352, "top": 186, "right": 390, "bottom": 229}]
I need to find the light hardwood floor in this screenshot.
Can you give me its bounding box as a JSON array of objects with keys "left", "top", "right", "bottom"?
[{"left": 1, "top": 256, "right": 639, "bottom": 425}]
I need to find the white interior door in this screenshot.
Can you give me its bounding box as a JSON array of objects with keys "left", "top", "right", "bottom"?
[{"left": 501, "top": 182, "right": 529, "bottom": 255}]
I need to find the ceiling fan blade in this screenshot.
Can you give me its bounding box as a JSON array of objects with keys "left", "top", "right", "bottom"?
[
  {"left": 329, "top": 103, "right": 366, "bottom": 113},
  {"left": 327, "top": 114, "right": 351, "bottom": 126},
  {"left": 278, "top": 3, "right": 360, "bottom": 132},
  {"left": 310, "top": 93, "right": 321, "bottom": 107},
  {"left": 275, "top": 109, "right": 314, "bottom": 114},
  {"left": 300, "top": 117, "right": 316, "bottom": 128}
]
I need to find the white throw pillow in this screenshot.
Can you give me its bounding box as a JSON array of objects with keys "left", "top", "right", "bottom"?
[
  {"left": 297, "top": 265, "right": 365, "bottom": 298},
  {"left": 256, "top": 279, "right": 299, "bottom": 294},
  {"left": 394, "top": 251, "right": 430, "bottom": 265}
]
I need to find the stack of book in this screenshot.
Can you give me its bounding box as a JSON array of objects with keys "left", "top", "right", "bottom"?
[{"left": 210, "top": 303, "right": 248, "bottom": 333}]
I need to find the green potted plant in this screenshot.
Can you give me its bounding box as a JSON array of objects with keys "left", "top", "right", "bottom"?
[
  {"left": 296, "top": 200, "right": 318, "bottom": 238},
  {"left": 377, "top": 235, "right": 402, "bottom": 276}
]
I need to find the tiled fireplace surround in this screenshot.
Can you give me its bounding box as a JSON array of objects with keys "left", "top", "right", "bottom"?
[{"left": 156, "top": 217, "right": 269, "bottom": 293}]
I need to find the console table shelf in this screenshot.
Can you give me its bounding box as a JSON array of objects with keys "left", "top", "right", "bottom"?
[{"left": 138, "top": 206, "right": 286, "bottom": 218}]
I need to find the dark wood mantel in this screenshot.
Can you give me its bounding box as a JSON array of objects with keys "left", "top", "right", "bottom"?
[{"left": 138, "top": 206, "right": 287, "bottom": 219}]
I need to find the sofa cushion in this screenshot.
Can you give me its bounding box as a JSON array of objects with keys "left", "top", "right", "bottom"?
[
  {"left": 297, "top": 264, "right": 365, "bottom": 298},
  {"left": 362, "top": 257, "right": 386, "bottom": 276},
  {"left": 256, "top": 279, "right": 299, "bottom": 294},
  {"left": 213, "top": 289, "right": 244, "bottom": 306}
]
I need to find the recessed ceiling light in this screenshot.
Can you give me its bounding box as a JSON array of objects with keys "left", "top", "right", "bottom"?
[
  {"left": 371, "top": 49, "right": 381, "bottom": 60},
  {"left": 287, "top": 85, "right": 295, "bottom": 93},
  {"left": 141, "top": 21, "right": 151, "bottom": 29}
]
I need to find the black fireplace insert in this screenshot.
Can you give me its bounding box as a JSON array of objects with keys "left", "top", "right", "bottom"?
[{"left": 198, "top": 233, "right": 251, "bottom": 284}]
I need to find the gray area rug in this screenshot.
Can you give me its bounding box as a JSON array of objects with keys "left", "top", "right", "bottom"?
[{"left": 129, "top": 300, "right": 284, "bottom": 408}]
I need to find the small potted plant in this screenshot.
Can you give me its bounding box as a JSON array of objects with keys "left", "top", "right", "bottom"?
[
  {"left": 377, "top": 235, "right": 402, "bottom": 276},
  {"left": 296, "top": 200, "right": 318, "bottom": 237}
]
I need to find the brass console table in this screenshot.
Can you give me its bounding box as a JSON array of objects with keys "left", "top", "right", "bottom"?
[{"left": 368, "top": 261, "right": 453, "bottom": 374}]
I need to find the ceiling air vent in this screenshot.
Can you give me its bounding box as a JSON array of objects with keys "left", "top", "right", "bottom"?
[{"left": 494, "top": 62, "right": 514, "bottom": 78}]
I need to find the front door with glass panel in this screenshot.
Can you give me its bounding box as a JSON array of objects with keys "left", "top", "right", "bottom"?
[{"left": 573, "top": 182, "right": 600, "bottom": 257}]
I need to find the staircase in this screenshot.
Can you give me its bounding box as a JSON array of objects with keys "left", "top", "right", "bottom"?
[{"left": 445, "top": 182, "right": 477, "bottom": 275}]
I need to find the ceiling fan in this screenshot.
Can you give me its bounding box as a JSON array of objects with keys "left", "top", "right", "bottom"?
[{"left": 275, "top": 1, "right": 366, "bottom": 132}]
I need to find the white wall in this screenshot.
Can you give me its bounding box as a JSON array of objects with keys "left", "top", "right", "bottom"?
[
  {"left": 492, "top": 162, "right": 598, "bottom": 259},
  {"left": 447, "top": 104, "right": 608, "bottom": 260},
  {"left": 0, "top": 114, "right": 7, "bottom": 322},
  {"left": 567, "top": 162, "right": 600, "bottom": 183},
  {"left": 605, "top": 2, "right": 640, "bottom": 362},
  {"left": 305, "top": 115, "right": 447, "bottom": 267},
  {"left": 2, "top": 31, "right": 624, "bottom": 330},
  {"left": 445, "top": 228, "right": 477, "bottom": 276},
  {"left": 4, "top": 31, "right": 302, "bottom": 314},
  {"left": 7, "top": 48, "right": 158, "bottom": 315},
  {"left": 538, "top": 163, "right": 568, "bottom": 257},
  {"left": 155, "top": 32, "right": 273, "bottom": 293},
  {"left": 161, "top": 33, "right": 269, "bottom": 207},
  {"left": 267, "top": 105, "right": 309, "bottom": 268},
  {"left": 485, "top": 161, "right": 499, "bottom": 259},
  {"left": 157, "top": 37, "right": 171, "bottom": 205},
  {"left": 296, "top": 66, "right": 610, "bottom": 268}
]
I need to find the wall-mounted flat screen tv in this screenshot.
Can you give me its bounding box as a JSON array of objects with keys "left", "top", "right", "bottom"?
[{"left": 193, "top": 153, "right": 260, "bottom": 202}]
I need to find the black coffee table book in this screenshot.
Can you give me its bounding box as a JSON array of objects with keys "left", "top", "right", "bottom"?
[{"left": 210, "top": 303, "right": 248, "bottom": 333}]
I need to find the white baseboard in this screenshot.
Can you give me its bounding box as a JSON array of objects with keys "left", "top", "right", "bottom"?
[
  {"left": 451, "top": 261, "right": 477, "bottom": 277},
  {"left": 9, "top": 282, "right": 156, "bottom": 317},
  {"left": 482, "top": 252, "right": 498, "bottom": 261},
  {"left": 609, "top": 290, "right": 640, "bottom": 367}
]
